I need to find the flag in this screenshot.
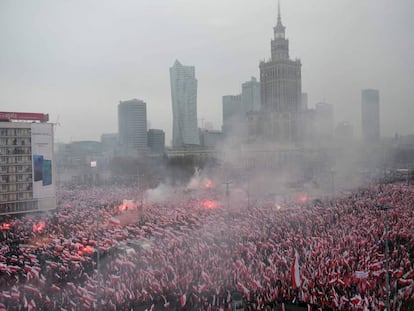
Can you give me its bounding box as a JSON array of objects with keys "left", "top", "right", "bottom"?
[
  {"left": 180, "top": 294, "right": 186, "bottom": 307},
  {"left": 109, "top": 217, "right": 121, "bottom": 226},
  {"left": 291, "top": 249, "right": 301, "bottom": 289},
  {"left": 355, "top": 271, "right": 369, "bottom": 279}
]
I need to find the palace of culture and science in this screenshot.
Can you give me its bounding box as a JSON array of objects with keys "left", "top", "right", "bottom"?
[{"left": 251, "top": 2, "right": 303, "bottom": 144}]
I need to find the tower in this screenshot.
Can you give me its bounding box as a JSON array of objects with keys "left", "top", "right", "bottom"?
[
  {"left": 170, "top": 60, "right": 199, "bottom": 147},
  {"left": 361, "top": 89, "right": 380, "bottom": 143},
  {"left": 259, "top": 1, "right": 302, "bottom": 143},
  {"left": 118, "top": 99, "right": 148, "bottom": 155}
]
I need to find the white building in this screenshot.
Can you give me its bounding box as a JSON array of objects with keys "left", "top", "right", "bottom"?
[
  {"left": 0, "top": 112, "right": 56, "bottom": 215},
  {"left": 170, "top": 60, "right": 199, "bottom": 147},
  {"left": 118, "top": 99, "right": 148, "bottom": 155}
]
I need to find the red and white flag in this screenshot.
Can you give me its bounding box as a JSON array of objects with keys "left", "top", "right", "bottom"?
[
  {"left": 109, "top": 217, "right": 121, "bottom": 226},
  {"left": 180, "top": 294, "right": 186, "bottom": 307},
  {"left": 291, "top": 249, "right": 302, "bottom": 289}
]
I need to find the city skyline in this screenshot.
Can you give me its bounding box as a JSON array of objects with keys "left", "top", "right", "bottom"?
[{"left": 1, "top": 0, "right": 413, "bottom": 145}]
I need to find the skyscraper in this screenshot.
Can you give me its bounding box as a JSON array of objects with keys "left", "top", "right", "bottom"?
[
  {"left": 241, "top": 77, "right": 261, "bottom": 114},
  {"left": 170, "top": 60, "right": 199, "bottom": 147},
  {"left": 361, "top": 89, "right": 380, "bottom": 143},
  {"left": 222, "top": 95, "right": 242, "bottom": 134},
  {"left": 118, "top": 99, "right": 148, "bottom": 155},
  {"left": 259, "top": 1, "right": 302, "bottom": 142},
  {"left": 147, "top": 129, "right": 165, "bottom": 154},
  {"left": 315, "top": 102, "right": 334, "bottom": 140}
]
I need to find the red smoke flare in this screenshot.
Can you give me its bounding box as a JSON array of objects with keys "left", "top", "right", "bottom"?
[
  {"left": 0, "top": 223, "right": 11, "bottom": 230},
  {"left": 202, "top": 200, "right": 218, "bottom": 209},
  {"left": 298, "top": 195, "right": 308, "bottom": 203},
  {"left": 33, "top": 221, "right": 46, "bottom": 233},
  {"left": 204, "top": 179, "right": 214, "bottom": 189},
  {"left": 78, "top": 245, "right": 95, "bottom": 256}
]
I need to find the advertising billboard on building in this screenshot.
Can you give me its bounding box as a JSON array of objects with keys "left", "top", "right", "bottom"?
[{"left": 31, "top": 123, "right": 55, "bottom": 199}]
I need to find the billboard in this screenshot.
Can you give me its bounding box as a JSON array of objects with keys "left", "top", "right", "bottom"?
[{"left": 31, "top": 123, "right": 55, "bottom": 199}]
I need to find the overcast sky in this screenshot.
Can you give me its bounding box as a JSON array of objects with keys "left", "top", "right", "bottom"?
[{"left": 1, "top": 0, "right": 413, "bottom": 145}]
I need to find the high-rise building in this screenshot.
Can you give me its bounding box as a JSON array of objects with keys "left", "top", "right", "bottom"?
[
  {"left": 301, "top": 93, "right": 308, "bottom": 111},
  {"left": 118, "top": 99, "right": 148, "bottom": 155},
  {"left": 222, "top": 95, "right": 242, "bottom": 134},
  {"left": 0, "top": 112, "right": 56, "bottom": 215},
  {"left": 335, "top": 121, "right": 354, "bottom": 142},
  {"left": 147, "top": 129, "right": 165, "bottom": 154},
  {"left": 241, "top": 77, "right": 261, "bottom": 114},
  {"left": 361, "top": 89, "right": 380, "bottom": 143},
  {"left": 170, "top": 60, "right": 199, "bottom": 147},
  {"left": 315, "top": 102, "right": 334, "bottom": 140},
  {"left": 101, "top": 133, "right": 119, "bottom": 156},
  {"left": 259, "top": 1, "right": 302, "bottom": 142}
]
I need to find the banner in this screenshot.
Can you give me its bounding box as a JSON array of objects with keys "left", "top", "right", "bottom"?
[{"left": 31, "top": 123, "right": 55, "bottom": 199}]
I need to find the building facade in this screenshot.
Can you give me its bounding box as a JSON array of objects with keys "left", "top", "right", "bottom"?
[
  {"left": 118, "top": 99, "right": 148, "bottom": 155},
  {"left": 361, "top": 89, "right": 380, "bottom": 143},
  {"left": 259, "top": 3, "right": 302, "bottom": 143},
  {"left": 0, "top": 112, "right": 56, "bottom": 215},
  {"left": 241, "top": 77, "right": 261, "bottom": 114},
  {"left": 147, "top": 129, "right": 165, "bottom": 154},
  {"left": 315, "top": 102, "right": 334, "bottom": 141},
  {"left": 222, "top": 95, "right": 242, "bottom": 134},
  {"left": 170, "top": 60, "right": 199, "bottom": 147}
]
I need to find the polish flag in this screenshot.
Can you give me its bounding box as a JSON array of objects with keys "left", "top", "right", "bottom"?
[
  {"left": 291, "top": 250, "right": 301, "bottom": 289},
  {"left": 109, "top": 217, "right": 121, "bottom": 226},
  {"left": 180, "top": 294, "right": 186, "bottom": 307},
  {"left": 350, "top": 295, "right": 362, "bottom": 305}
]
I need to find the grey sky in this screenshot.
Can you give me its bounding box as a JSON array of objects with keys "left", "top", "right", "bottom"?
[{"left": 1, "top": 0, "right": 413, "bottom": 145}]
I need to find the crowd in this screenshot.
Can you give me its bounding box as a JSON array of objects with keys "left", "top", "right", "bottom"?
[{"left": 0, "top": 181, "right": 413, "bottom": 310}]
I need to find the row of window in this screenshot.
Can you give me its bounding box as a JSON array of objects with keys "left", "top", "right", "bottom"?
[
  {"left": 0, "top": 138, "right": 31, "bottom": 146},
  {"left": 0, "top": 128, "right": 31, "bottom": 137},
  {"left": 0, "top": 201, "right": 38, "bottom": 214},
  {"left": 0, "top": 146, "right": 31, "bottom": 155},
  {"left": 0, "top": 155, "right": 32, "bottom": 164},
  {"left": 0, "top": 165, "right": 32, "bottom": 174},
  {"left": 1, "top": 183, "right": 33, "bottom": 193},
  {"left": 0, "top": 192, "right": 33, "bottom": 201},
  {"left": 1, "top": 174, "right": 32, "bottom": 183}
]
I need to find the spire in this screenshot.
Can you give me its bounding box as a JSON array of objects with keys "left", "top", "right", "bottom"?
[
  {"left": 274, "top": 0, "right": 285, "bottom": 39},
  {"left": 277, "top": 0, "right": 281, "bottom": 23}
]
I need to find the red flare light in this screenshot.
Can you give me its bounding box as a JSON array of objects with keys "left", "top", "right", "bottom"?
[
  {"left": 204, "top": 179, "right": 214, "bottom": 189},
  {"left": 117, "top": 200, "right": 136, "bottom": 212},
  {"left": 33, "top": 221, "right": 46, "bottom": 233},
  {"left": 202, "top": 200, "right": 218, "bottom": 209},
  {"left": 118, "top": 203, "right": 128, "bottom": 212},
  {"left": 78, "top": 245, "right": 95, "bottom": 256},
  {"left": 0, "top": 223, "right": 11, "bottom": 230},
  {"left": 298, "top": 195, "right": 308, "bottom": 203}
]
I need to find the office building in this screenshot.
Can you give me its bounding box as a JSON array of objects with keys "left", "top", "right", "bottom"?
[
  {"left": 147, "top": 129, "right": 165, "bottom": 154},
  {"left": 222, "top": 95, "right": 242, "bottom": 134},
  {"left": 241, "top": 77, "right": 261, "bottom": 114},
  {"left": 101, "top": 133, "right": 118, "bottom": 156},
  {"left": 259, "top": 2, "right": 302, "bottom": 142},
  {"left": 361, "top": 89, "right": 380, "bottom": 143},
  {"left": 335, "top": 121, "right": 354, "bottom": 142},
  {"left": 170, "top": 60, "right": 199, "bottom": 147},
  {"left": 301, "top": 93, "right": 308, "bottom": 111},
  {"left": 118, "top": 99, "right": 148, "bottom": 155},
  {"left": 315, "top": 102, "right": 334, "bottom": 140},
  {"left": 0, "top": 112, "right": 56, "bottom": 215}
]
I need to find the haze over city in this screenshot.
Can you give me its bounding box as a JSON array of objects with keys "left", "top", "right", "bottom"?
[{"left": 1, "top": 0, "right": 414, "bottom": 145}]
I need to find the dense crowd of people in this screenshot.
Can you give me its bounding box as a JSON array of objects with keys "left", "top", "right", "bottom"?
[{"left": 0, "top": 181, "right": 413, "bottom": 310}]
